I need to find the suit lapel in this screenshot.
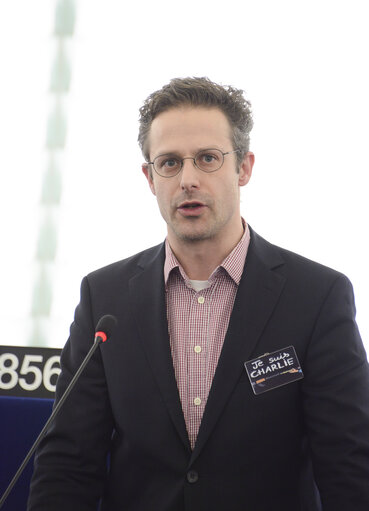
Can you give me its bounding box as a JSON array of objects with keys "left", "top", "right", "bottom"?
[
  {"left": 129, "top": 244, "right": 191, "bottom": 452},
  {"left": 190, "top": 230, "right": 286, "bottom": 464}
]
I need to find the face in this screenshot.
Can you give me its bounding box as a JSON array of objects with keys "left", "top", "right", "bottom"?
[{"left": 142, "top": 106, "right": 254, "bottom": 248}]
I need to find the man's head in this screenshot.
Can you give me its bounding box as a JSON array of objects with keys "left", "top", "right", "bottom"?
[
  {"left": 138, "top": 77, "right": 253, "bottom": 169},
  {"left": 139, "top": 77, "right": 255, "bottom": 256}
]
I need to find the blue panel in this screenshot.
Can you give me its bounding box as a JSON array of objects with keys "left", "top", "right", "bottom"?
[{"left": 0, "top": 396, "right": 54, "bottom": 511}]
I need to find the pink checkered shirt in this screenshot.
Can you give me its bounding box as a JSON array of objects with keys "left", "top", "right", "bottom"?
[{"left": 164, "top": 223, "right": 250, "bottom": 449}]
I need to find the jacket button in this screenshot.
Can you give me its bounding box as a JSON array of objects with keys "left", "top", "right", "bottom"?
[{"left": 187, "top": 470, "right": 199, "bottom": 483}]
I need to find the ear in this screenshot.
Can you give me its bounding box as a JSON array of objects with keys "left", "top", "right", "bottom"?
[
  {"left": 142, "top": 164, "right": 156, "bottom": 195},
  {"left": 238, "top": 152, "right": 254, "bottom": 187}
]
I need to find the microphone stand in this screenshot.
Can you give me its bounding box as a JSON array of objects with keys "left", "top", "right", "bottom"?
[{"left": 0, "top": 335, "right": 104, "bottom": 509}]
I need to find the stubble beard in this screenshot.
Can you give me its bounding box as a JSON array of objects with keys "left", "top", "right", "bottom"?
[{"left": 169, "top": 211, "right": 225, "bottom": 244}]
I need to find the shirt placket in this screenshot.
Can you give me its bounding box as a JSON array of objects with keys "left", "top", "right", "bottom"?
[{"left": 186, "top": 285, "right": 212, "bottom": 449}]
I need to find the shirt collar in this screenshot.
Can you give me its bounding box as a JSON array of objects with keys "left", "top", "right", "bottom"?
[{"left": 164, "top": 220, "right": 250, "bottom": 288}]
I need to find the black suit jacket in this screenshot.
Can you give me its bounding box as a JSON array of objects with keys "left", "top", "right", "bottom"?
[{"left": 28, "top": 228, "right": 369, "bottom": 511}]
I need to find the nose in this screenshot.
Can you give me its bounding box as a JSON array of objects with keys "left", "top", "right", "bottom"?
[{"left": 179, "top": 157, "right": 200, "bottom": 191}]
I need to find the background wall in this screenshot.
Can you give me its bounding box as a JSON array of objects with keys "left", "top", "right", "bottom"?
[{"left": 0, "top": 0, "right": 368, "bottom": 349}]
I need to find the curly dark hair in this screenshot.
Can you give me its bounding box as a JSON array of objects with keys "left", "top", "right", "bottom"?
[{"left": 138, "top": 77, "right": 253, "bottom": 167}]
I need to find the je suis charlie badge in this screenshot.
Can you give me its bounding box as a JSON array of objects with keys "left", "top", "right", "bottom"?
[{"left": 245, "top": 346, "right": 303, "bottom": 395}]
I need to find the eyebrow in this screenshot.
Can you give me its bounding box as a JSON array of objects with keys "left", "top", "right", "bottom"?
[{"left": 153, "top": 147, "right": 223, "bottom": 159}]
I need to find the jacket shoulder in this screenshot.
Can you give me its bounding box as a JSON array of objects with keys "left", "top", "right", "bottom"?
[
  {"left": 249, "top": 227, "right": 350, "bottom": 288},
  {"left": 86, "top": 242, "right": 165, "bottom": 287},
  {"left": 72, "top": 242, "right": 165, "bottom": 326}
]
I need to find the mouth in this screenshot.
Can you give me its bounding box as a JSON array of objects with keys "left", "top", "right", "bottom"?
[{"left": 177, "top": 201, "right": 207, "bottom": 216}]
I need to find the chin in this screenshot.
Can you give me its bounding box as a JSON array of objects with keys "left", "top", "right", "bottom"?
[
  {"left": 174, "top": 226, "right": 217, "bottom": 243},
  {"left": 168, "top": 216, "right": 221, "bottom": 243}
]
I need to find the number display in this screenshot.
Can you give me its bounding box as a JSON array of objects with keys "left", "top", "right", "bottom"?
[
  {"left": 0, "top": 353, "right": 18, "bottom": 390},
  {"left": 0, "top": 346, "right": 61, "bottom": 398}
]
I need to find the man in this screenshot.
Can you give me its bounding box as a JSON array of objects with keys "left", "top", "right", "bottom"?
[{"left": 28, "top": 77, "right": 369, "bottom": 510}]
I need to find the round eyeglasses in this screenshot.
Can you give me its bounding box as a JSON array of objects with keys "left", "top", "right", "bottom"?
[{"left": 146, "top": 148, "right": 240, "bottom": 178}]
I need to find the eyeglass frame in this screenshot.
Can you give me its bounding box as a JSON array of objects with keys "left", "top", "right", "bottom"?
[{"left": 146, "top": 148, "right": 240, "bottom": 178}]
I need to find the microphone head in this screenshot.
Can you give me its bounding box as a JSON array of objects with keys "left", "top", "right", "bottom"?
[{"left": 95, "top": 314, "right": 118, "bottom": 340}]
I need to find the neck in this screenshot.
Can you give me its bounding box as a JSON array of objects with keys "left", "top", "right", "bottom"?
[{"left": 167, "top": 220, "right": 245, "bottom": 280}]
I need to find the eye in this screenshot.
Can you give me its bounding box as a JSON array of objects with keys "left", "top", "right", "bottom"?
[
  {"left": 199, "top": 152, "right": 216, "bottom": 163},
  {"left": 163, "top": 158, "right": 179, "bottom": 168},
  {"left": 202, "top": 153, "right": 216, "bottom": 163},
  {"left": 155, "top": 155, "right": 181, "bottom": 170},
  {"left": 196, "top": 149, "right": 222, "bottom": 168}
]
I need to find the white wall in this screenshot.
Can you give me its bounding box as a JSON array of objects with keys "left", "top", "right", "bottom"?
[{"left": 0, "top": 0, "right": 368, "bottom": 349}]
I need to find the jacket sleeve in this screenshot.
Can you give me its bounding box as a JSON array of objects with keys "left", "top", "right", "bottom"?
[
  {"left": 27, "top": 276, "right": 115, "bottom": 511},
  {"left": 302, "top": 274, "right": 369, "bottom": 510}
]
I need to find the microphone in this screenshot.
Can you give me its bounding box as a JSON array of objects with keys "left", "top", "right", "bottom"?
[
  {"left": 0, "top": 314, "right": 118, "bottom": 509},
  {"left": 94, "top": 314, "right": 118, "bottom": 343}
]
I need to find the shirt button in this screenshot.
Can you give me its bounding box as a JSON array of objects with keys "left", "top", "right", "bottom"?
[
  {"left": 187, "top": 470, "right": 199, "bottom": 483},
  {"left": 194, "top": 345, "right": 202, "bottom": 354},
  {"left": 194, "top": 397, "right": 201, "bottom": 406},
  {"left": 197, "top": 296, "right": 205, "bottom": 304}
]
